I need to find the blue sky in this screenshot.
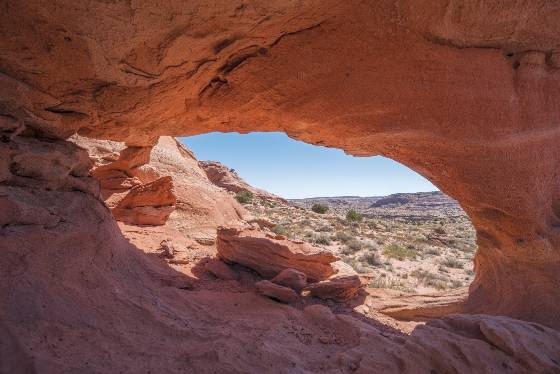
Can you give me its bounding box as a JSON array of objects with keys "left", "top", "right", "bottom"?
[{"left": 179, "top": 132, "right": 436, "bottom": 199}]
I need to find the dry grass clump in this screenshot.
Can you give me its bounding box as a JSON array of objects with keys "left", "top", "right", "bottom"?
[
  {"left": 440, "top": 256, "right": 464, "bottom": 269},
  {"left": 383, "top": 244, "right": 416, "bottom": 260}
]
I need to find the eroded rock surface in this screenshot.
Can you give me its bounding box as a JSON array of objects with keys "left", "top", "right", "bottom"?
[
  {"left": 271, "top": 268, "right": 307, "bottom": 293},
  {"left": 2, "top": 1, "right": 560, "bottom": 372},
  {"left": 217, "top": 225, "right": 338, "bottom": 281},
  {"left": 200, "top": 160, "right": 286, "bottom": 203},
  {"left": 255, "top": 280, "right": 299, "bottom": 303},
  {"left": 1, "top": 0, "right": 558, "bottom": 326},
  {"left": 112, "top": 176, "right": 176, "bottom": 225},
  {"left": 304, "top": 276, "right": 363, "bottom": 303}
]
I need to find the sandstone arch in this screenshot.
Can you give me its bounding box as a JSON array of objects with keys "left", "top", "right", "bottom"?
[{"left": 1, "top": 0, "right": 560, "bottom": 331}]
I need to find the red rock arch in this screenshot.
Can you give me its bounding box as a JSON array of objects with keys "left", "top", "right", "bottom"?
[{"left": 1, "top": 0, "right": 559, "bottom": 327}]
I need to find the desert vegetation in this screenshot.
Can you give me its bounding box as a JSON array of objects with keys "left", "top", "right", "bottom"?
[{"left": 245, "top": 192, "right": 476, "bottom": 293}]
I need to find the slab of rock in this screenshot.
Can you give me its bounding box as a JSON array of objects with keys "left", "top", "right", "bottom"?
[
  {"left": 217, "top": 225, "right": 338, "bottom": 281},
  {"left": 112, "top": 176, "right": 176, "bottom": 225},
  {"left": 271, "top": 268, "right": 307, "bottom": 292},
  {"left": 205, "top": 259, "right": 238, "bottom": 281},
  {"left": 255, "top": 280, "right": 298, "bottom": 303},
  {"left": 304, "top": 276, "right": 363, "bottom": 302}
]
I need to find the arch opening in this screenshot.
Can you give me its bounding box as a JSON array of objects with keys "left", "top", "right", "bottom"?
[{"left": 181, "top": 131, "right": 478, "bottom": 298}]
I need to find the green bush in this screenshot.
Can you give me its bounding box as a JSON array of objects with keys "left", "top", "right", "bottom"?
[
  {"left": 346, "top": 209, "right": 363, "bottom": 222},
  {"left": 235, "top": 190, "right": 253, "bottom": 204},
  {"left": 383, "top": 244, "right": 416, "bottom": 260},
  {"left": 311, "top": 203, "right": 329, "bottom": 214}
]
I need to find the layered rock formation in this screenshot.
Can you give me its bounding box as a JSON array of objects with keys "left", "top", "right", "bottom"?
[
  {"left": 1, "top": 1, "right": 560, "bottom": 372},
  {"left": 217, "top": 225, "right": 338, "bottom": 281},
  {"left": 200, "top": 160, "right": 286, "bottom": 202}
]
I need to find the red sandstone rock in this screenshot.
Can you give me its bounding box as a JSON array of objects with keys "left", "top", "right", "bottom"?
[
  {"left": 304, "top": 276, "right": 363, "bottom": 302},
  {"left": 1, "top": 130, "right": 560, "bottom": 374},
  {"left": 205, "top": 259, "right": 238, "bottom": 281},
  {"left": 2, "top": 0, "right": 557, "bottom": 326},
  {"left": 255, "top": 280, "right": 298, "bottom": 303},
  {"left": 2, "top": 2, "right": 560, "bottom": 372},
  {"left": 217, "top": 225, "right": 338, "bottom": 281},
  {"left": 271, "top": 268, "right": 307, "bottom": 292},
  {"left": 200, "top": 161, "right": 286, "bottom": 203},
  {"left": 112, "top": 176, "right": 176, "bottom": 225}
]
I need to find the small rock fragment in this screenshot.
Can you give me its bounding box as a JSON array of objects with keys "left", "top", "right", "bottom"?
[
  {"left": 159, "top": 239, "right": 176, "bottom": 258},
  {"left": 255, "top": 280, "right": 298, "bottom": 303},
  {"left": 271, "top": 268, "right": 307, "bottom": 292}
]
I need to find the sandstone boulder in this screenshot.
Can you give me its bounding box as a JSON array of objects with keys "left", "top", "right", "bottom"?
[
  {"left": 304, "top": 276, "right": 363, "bottom": 302},
  {"left": 271, "top": 268, "right": 307, "bottom": 292},
  {"left": 255, "top": 280, "right": 298, "bottom": 303},
  {"left": 217, "top": 225, "right": 338, "bottom": 281},
  {"left": 205, "top": 259, "right": 238, "bottom": 281}
]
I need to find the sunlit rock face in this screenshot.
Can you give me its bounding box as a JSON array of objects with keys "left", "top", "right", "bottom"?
[{"left": 1, "top": 2, "right": 560, "bottom": 370}]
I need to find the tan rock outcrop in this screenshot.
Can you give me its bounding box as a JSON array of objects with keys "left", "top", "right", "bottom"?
[
  {"left": 200, "top": 160, "right": 286, "bottom": 203},
  {"left": 217, "top": 225, "right": 338, "bottom": 281},
  {"left": 73, "top": 136, "right": 246, "bottom": 235}
]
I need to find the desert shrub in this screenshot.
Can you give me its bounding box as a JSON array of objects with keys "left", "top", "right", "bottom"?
[
  {"left": 369, "top": 275, "right": 409, "bottom": 291},
  {"left": 311, "top": 203, "right": 329, "bottom": 214},
  {"left": 450, "top": 280, "right": 463, "bottom": 289},
  {"left": 423, "top": 246, "right": 439, "bottom": 256},
  {"left": 433, "top": 226, "right": 446, "bottom": 235},
  {"left": 346, "top": 209, "right": 363, "bottom": 222},
  {"left": 317, "top": 224, "right": 333, "bottom": 232},
  {"left": 362, "top": 240, "right": 380, "bottom": 252},
  {"left": 383, "top": 244, "right": 416, "bottom": 260},
  {"left": 359, "top": 252, "right": 382, "bottom": 267},
  {"left": 410, "top": 269, "right": 448, "bottom": 290},
  {"left": 271, "top": 224, "right": 290, "bottom": 237},
  {"left": 440, "top": 257, "right": 464, "bottom": 269},
  {"left": 313, "top": 234, "right": 331, "bottom": 246},
  {"left": 335, "top": 231, "right": 353, "bottom": 243},
  {"left": 346, "top": 239, "right": 362, "bottom": 252},
  {"left": 235, "top": 190, "right": 253, "bottom": 204}
]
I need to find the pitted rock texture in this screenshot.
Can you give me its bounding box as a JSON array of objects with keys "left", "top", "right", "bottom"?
[
  {"left": 1, "top": 1, "right": 559, "bottom": 326},
  {"left": 217, "top": 225, "right": 338, "bottom": 281}
]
